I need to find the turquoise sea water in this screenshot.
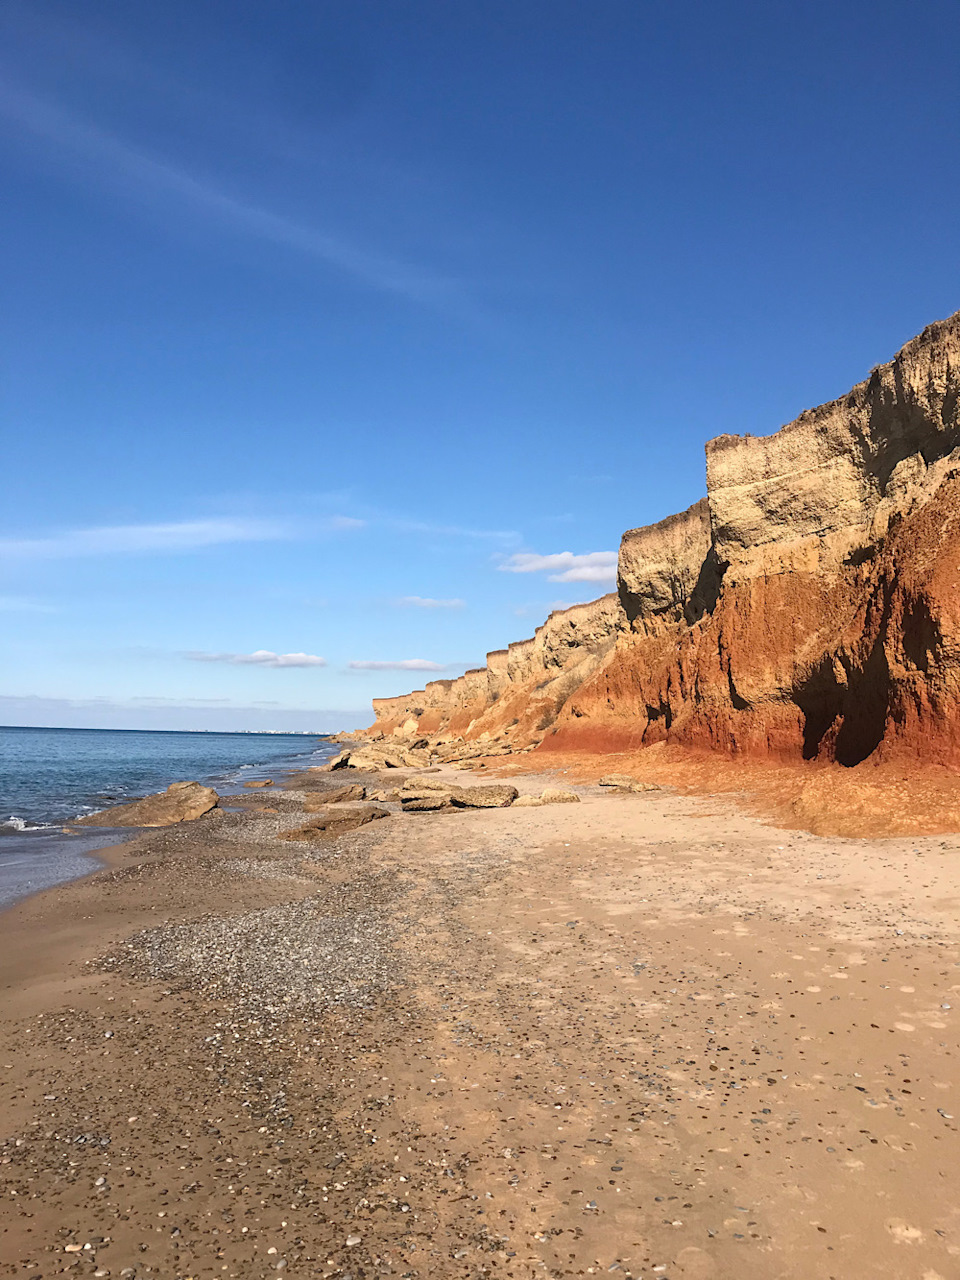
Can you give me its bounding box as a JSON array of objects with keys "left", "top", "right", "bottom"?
[{"left": 0, "top": 725, "right": 337, "bottom": 906}]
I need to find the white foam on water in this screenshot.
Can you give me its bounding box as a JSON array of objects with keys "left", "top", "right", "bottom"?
[{"left": 1, "top": 815, "right": 57, "bottom": 833}]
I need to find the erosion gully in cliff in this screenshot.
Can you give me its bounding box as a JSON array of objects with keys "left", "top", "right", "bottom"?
[{"left": 366, "top": 312, "right": 960, "bottom": 770}]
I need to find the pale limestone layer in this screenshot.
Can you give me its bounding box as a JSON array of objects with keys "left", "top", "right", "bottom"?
[
  {"left": 618, "top": 498, "right": 715, "bottom": 631},
  {"left": 707, "top": 315, "right": 960, "bottom": 581}
]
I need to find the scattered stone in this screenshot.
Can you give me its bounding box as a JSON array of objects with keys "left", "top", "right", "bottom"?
[
  {"left": 76, "top": 781, "right": 219, "bottom": 828},
  {"left": 512, "top": 795, "right": 544, "bottom": 807},
  {"left": 105, "top": 897, "right": 394, "bottom": 1018}
]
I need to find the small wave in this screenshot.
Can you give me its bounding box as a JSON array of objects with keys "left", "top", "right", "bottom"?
[{"left": 1, "top": 815, "right": 57, "bottom": 833}]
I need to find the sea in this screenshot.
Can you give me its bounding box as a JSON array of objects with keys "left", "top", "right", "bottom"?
[{"left": 0, "top": 725, "right": 339, "bottom": 908}]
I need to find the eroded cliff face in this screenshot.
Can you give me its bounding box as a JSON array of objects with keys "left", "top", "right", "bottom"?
[
  {"left": 369, "top": 593, "right": 622, "bottom": 756},
  {"left": 366, "top": 312, "right": 960, "bottom": 768}
]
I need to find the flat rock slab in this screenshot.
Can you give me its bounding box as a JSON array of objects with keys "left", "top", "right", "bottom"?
[
  {"left": 540, "top": 788, "right": 581, "bottom": 804},
  {"left": 303, "top": 785, "right": 366, "bottom": 811},
  {"left": 452, "top": 784, "right": 519, "bottom": 808},
  {"left": 401, "top": 796, "right": 454, "bottom": 812},
  {"left": 400, "top": 783, "right": 519, "bottom": 811},
  {"left": 598, "top": 774, "right": 661, "bottom": 792},
  {"left": 243, "top": 780, "right": 273, "bottom": 788},
  {"left": 278, "top": 805, "right": 390, "bottom": 841},
  {"left": 76, "top": 781, "right": 219, "bottom": 828}
]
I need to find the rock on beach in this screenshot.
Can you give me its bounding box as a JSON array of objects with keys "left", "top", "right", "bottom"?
[
  {"left": 76, "top": 780, "right": 219, "bottom": 828},
  {"left": 279, "top": 805, "right": 390, "bottom": 841}
]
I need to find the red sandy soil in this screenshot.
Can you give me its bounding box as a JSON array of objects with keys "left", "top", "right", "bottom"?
[{"left": 507, "top": 744, "right": 960, "bottom": 839}]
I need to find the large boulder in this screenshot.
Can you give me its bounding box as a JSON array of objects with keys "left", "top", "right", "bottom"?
[
  {"left": 279, "top": 805, "right": 389, "bottom": 841},
  {"left": 77, "top": 781, "right": 219, "bottom": 828}
]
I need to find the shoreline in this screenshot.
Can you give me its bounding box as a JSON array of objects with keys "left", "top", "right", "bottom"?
[
  {"left": 2, "top": 760, "right": 960, "bottom": 1278},
  {"left": 0, "top": 730, "right": 340, "bottom": 909}
]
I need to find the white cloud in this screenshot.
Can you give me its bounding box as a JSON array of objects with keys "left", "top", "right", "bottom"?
[
  {"left": 327, "top": 516, "right": 366, "bottom": 530},
  {"left": 0, "top": 517, "right": 287, "bottom": 560},
  {"left": 396, "top": 596, "right": 465, "bottom": 610},
  {"left": 499, "top": 551, "right": 618, "bottom": 584},
  {"left": 187, "top": 649, "right": 328, "bottom": 668},
  {"left": 349, "top": 659, "right": 451, "bottom": 672}
]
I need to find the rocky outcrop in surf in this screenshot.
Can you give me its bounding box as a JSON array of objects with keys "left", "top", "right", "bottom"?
[{"left": 363, "top": 312, "right": 960, "bottom": 768}]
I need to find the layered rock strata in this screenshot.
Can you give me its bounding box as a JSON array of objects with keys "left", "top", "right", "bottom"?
[{"left": 364, "top": 312, "right": 960, "bottom": 768}]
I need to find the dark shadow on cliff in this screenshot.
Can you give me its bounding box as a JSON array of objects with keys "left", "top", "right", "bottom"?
[{"left": 795, "top": 646, "right": 891, "bottom": 767}]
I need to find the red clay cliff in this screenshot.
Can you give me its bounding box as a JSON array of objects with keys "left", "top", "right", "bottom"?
[{"left": 365, "top": 313, "right": 960, "bottom": 772}]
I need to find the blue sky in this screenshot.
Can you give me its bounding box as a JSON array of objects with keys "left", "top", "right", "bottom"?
[{"left": 2, "top": 0, "right": 959, "bottom": 731}]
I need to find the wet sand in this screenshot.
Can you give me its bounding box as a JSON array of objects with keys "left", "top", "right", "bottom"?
[{"left": 1, "top": 767, "right": 959, "bottom": 1278}]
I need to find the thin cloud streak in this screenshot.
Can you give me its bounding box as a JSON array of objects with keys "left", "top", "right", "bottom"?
[
  {"left": 499, "top": 550, "right": 618, "bottom": 583},
  {"left": 186, "top": 649, "right": 328, "bottom": 668},
  {"left": 395, "top": 596, "right": 465, "bottom": 609},
  {"left": 349, "top": 659, "right": 453, "bottom": 672},
  {"left": 0, "top": 595, "right": 57, "bottom": 612},
  {"left": 0, "top": 517, "right": 287, "bottom": 560},
  {"left": 0, "top": 79, "right": 454, "bottom": 303},
  {"left": 391, "top": 518, "right": 521, "bottom": 543}
]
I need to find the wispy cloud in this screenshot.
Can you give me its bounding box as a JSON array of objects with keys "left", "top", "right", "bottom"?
[
  {"left": 0, "top": 595, "right": 57, "bottom": 612},
  {"left": 349, "top": 658, "right": 455, "bottom": 672},
  {"left": 391, "top": 519, "right": 520, "bottom": 543},
  {"left": 499, "top": 551, "right": 618, "bottom": 584},
  {"left": 0, "top": 693, "right": 364, "bottom": 732},
  {"left": 0, "top": 517, "right": 287, "bottom": 560},
  {"left": 187, "top": 649, "right": 327, "bottom": 668},
  {"left": 395, "top": 596, "right": 465, "bottom": 610},
  {"left": 129, "top": 695, "right": 232, "bottom": 704},
  {"left": 0, "top": 80, "right": 453, "bottom": 303}
]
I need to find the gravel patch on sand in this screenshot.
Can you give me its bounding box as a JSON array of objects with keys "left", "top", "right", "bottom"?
[
  {"left": 101, "top": 897, "right": 396, "bottom": 1020},
  {"left": 219, "top": 857, "right": 313, "bottom": 882}
]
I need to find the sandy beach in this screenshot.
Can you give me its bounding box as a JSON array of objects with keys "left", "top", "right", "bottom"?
[{"left": 2, "top": 762, "right": 959, "bottom": 1279}]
